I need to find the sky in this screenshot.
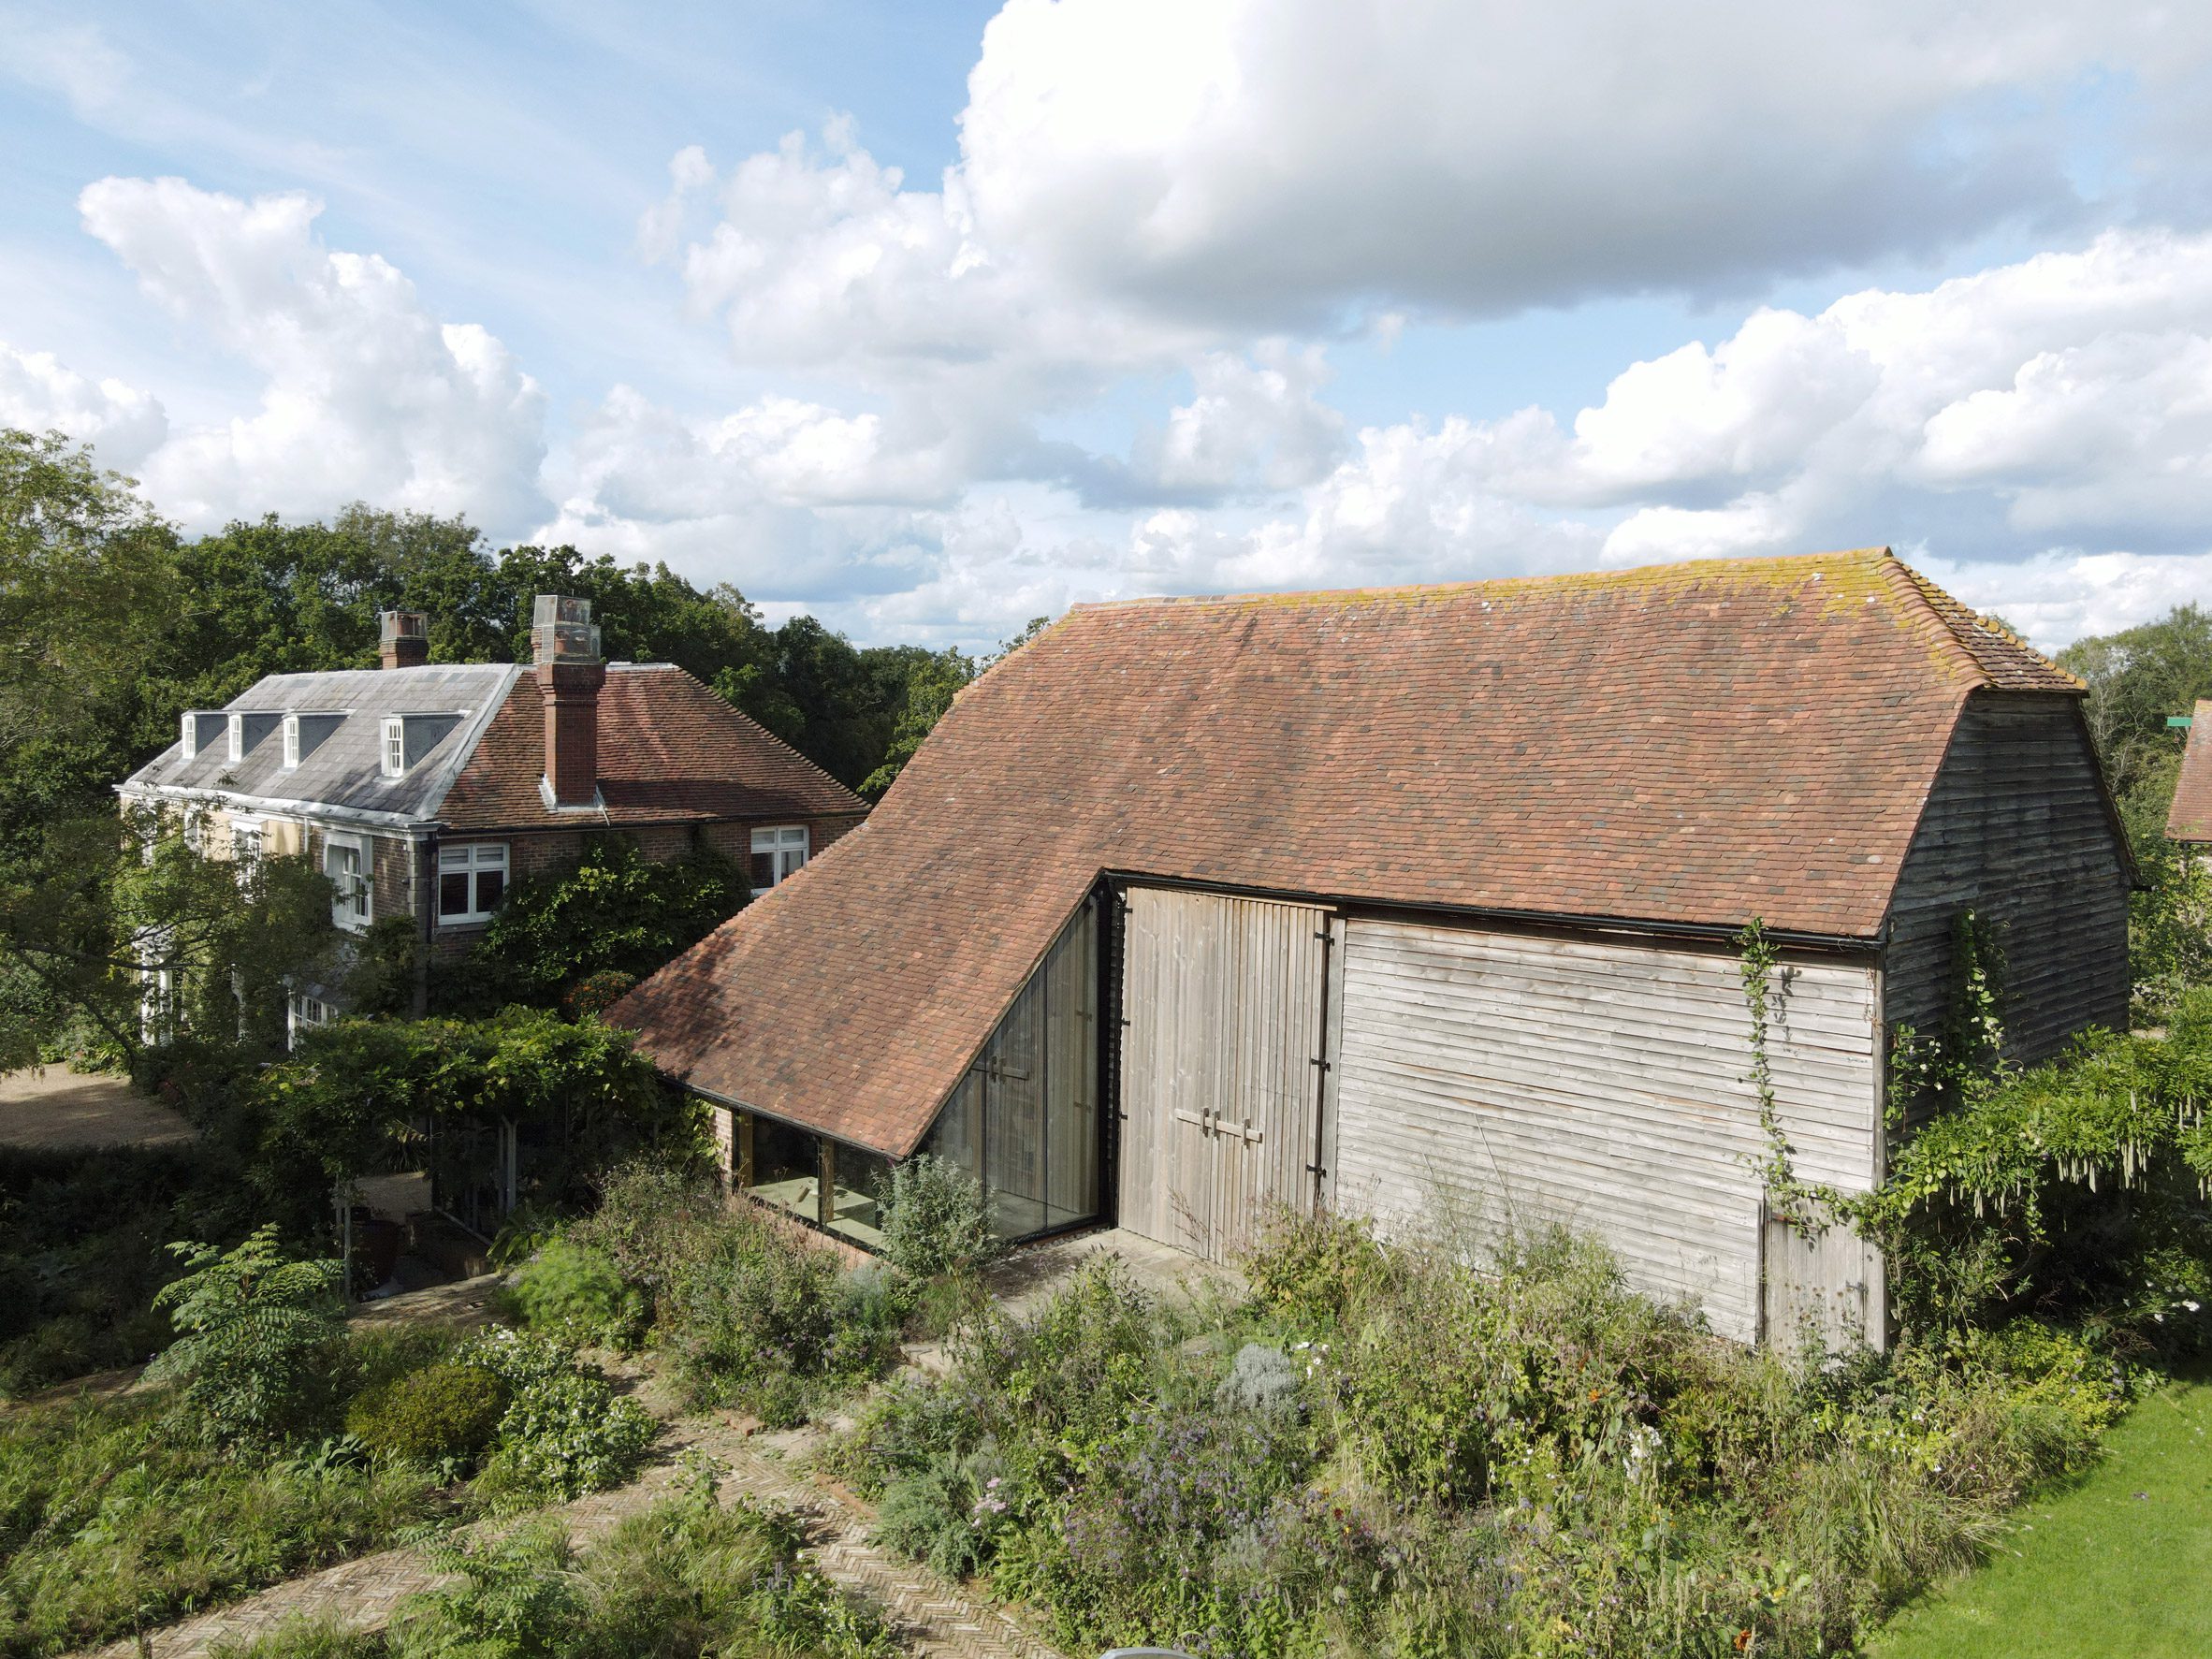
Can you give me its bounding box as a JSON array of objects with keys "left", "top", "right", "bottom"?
[{"left": 7, "top": 3, "right": 2212, "bottom": 651}]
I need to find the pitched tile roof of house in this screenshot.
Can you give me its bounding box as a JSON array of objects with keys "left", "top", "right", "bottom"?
[
  {"left": 121, "top": 661, "right": 866, "bottom": 830},
  {"left": 2166, "top": 700, "right": 2212, "bottom": 841},
  {"left": 439, "top": 664, "right": 868, "bottom": 830},
  {"left": 611, "top": 548, "right": 2086, "bottom": 1157},
  {"left": 121, "top": 665, "right": 518, "bottom": 820}
]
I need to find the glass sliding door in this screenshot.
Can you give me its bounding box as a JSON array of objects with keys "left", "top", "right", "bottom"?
[{"left": 923, "top": 896, "right": 1099, "bottom": 1241}]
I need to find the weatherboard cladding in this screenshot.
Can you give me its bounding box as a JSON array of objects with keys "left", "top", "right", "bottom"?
[
  {"left": 611, "top": 548, "right": 2088, "bottom": 1160},
  {"left": 2166, "top": 699, "right": 2212, "bottom": 842}
]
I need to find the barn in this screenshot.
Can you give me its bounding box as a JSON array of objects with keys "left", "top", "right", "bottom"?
[{"left": 613, "top": 549, "right": 2133, "bottom": 1346}]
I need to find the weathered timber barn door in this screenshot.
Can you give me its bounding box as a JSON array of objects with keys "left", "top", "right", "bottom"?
[{"left": 1117, "top": 887, "right": 1333, "bottom": 1260}]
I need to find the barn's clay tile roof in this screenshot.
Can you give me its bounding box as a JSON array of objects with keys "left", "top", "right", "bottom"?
[
  {"left": 441, "top": 663, "right": 867, "bottom": 831},
  {"left": 2166, "top": 700, "right": 2212, "bottom": 842},
  {"left": 613, "top": 548, "right": 2082, "bottom": 1156}
]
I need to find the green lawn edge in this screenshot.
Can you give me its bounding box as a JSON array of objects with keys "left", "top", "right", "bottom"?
[{"left": 1870, "top": 1367, "right": 2212, "bottom": 1659}]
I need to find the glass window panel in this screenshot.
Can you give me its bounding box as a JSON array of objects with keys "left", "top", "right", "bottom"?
[
  {"left": 475, "top": 868, "right": 505, "bottom": 910},
  {"left": 749, "top": 851, "right": 775, "bottom": 889},
  {"left": 440, "top": 872, "right": 472, "bottom": 915},
  {"left": 441, "top": 846, "right": 468, "bottom": 869}
]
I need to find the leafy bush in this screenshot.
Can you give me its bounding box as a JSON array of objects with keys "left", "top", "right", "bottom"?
[
  {"left": 504, "top": 1240, "right": 644, "bottom": 1349},
  {"left": 475, "top": 837, "right": 748, "bottom": 1008},
  {"left": 460, "top": 1330, "right": 655, "bottom": 1506},
  {"left": 210, "top": 1616, "right": 386, "bottom": 1659},
  {"left": 573, "top": 1159, "right": 896, "bottom": 1422},
  {"left": 876, "top": 1155, "right": 996, "bottom": 1284},
  {"left": 1853, "top": 989, "right": 2212, "bottom": 1346},
  {"left": 345, "top": 1363, "right": 509, "bottom": 1474},
  {"left": 144, "top": 1225, "right": 347, "bottom": 1446}
]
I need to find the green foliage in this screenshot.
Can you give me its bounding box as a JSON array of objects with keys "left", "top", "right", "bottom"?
[
  {"left": 876, "top": 1155, "right": 996, "bottom": 1284},
  {"left": 144, "top": 1225, "right": 347, "bottom": 1447},
  {"left": 345, "top": 1363, "right": 509, "bottom": 1474},
  {"left": 2117, "top": 752, "right": 2212, "bottom": 1023},
  {"left": 572, "top": 1160, "right": 898, "bottom": 1423},
  {"left": 0, "top": 1140, "right": 251, "bottom": 1397},
  {"left": 475, "top": 837, "right": 746, "bottom": 1007},
  {"left": 503, "top": 1239, "right": 644, "bottom": 1350},
  {"left": 858, "top": 646, "right": 974, "bottom": 797},
  {"left": 0, "top": 1388, "right": 444, "bottom": 1657},
  {"left": 255, "top": 1008, "right": 678, "bottom": 1215},
  {"left": 2, "top": 803, "right": 339, "bottom": 1070},
  {"left": 1851, "top": 994, "right": 2212, "bottom": 1343},
  {"left": 560, "top": 969, "right": 638, "bottom": 1022},
  {"left": 461, "top": 1329, "right": 655, "bottom": 1506},
  {"left": 2058, "top": 603, "right": 2212, "bottom": 799},
  {"left": 845, "top": 1224, "right": 2141, "bottom": 1659},
  {"left": 393, "top": 1520, "right": 582, "bottom": 1659},
  {"left": 365, "top": 1464, "right": 895, "bottom": 1659}
]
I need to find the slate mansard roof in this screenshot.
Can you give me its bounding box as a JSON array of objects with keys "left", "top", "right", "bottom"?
[
  {"left": 120, "top": 662, "right": 868, "bottom": 830},
  {"left": 612, "top": 548, "right": 2091, "bottom": 1158},
  {"left": 2167, "top": 699, "right": 2212, "bottom": 843}
]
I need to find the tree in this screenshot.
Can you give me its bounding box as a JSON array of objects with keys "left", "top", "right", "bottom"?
[
  {"left": 143, "top": 1224, "right": 346, "bottom": 1445},
  {"left": 2058, "top": 604, "right": 2212, "bottom": 798},
  {"left": 0, "top": 429, "right": 182, "bottom": 845},
  {"left": 860, "top": 647, "right": 976, "bottom": 798},
  {"left": 0, "top": 803, "right": 338, "bottom": 1069}
]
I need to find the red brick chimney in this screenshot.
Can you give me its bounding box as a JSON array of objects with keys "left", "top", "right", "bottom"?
[
  {"left": 532, "top": 595, "right": 605, "bottom": 808},
  {"left": 379, "top": 609, "right": 429, "bottom": 669}
]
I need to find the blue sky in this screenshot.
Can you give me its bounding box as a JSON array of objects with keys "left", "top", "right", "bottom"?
[{"left": 7, "top": 2, "right": 2212, "bottom": 649}]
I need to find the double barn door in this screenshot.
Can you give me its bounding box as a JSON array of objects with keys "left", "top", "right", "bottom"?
[{"left": 1115, "top": 887, "right": 1334, "bottom": 1260}]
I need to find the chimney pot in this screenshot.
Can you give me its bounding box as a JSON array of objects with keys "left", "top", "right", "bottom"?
[
  {"left": 379, "top": 609, "right": 429, "bottom": 669},
  {"left": 532, "top": 594, "right": 605, "bottom": 808}
]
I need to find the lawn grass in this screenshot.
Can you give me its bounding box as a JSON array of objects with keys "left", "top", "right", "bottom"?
[{"left": 1870, "top": 1366, "right": 2212, "bottom": 1659}]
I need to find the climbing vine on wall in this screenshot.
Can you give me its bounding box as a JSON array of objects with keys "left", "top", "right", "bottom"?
[
  {"left": 1736, "top": 918, "right": 1824, "bottom": 1234},
  {"left": 1885, "top": 909, "right": 2009, "bottom": 1126}
]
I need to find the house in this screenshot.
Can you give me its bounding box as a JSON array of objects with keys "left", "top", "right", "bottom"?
[
  {"left": 119, "top": 596, "right": 867, "bottom": 1040},
  {"left": 612, "top": 550, "right": 2132, "bottom": 1346},
  {"left": 2166, "top": 700, "right": 2212, "bottom": 845}
]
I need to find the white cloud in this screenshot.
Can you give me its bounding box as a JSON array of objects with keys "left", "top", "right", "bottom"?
[
  {"left": 0, "top": 341, "right": 167, "bottom": 464},
  {"left": 76, "top": 176, "right": 547, "bottom": 531},
  {"left": 956, "top": 0, "right": 2212, "bottom": 324}
]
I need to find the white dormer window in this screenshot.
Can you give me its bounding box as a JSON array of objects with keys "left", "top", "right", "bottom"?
[
  {"left": 282, "top": 716, "right": 300, "bottom": 769},
  {"left": 181, "top": 713, "right": 196, "bottom": 760},
  {"left": 226, "top": 713, "right": 243, "bottom": 763},
  {"left": 382, "top": 718, "right": 405, "bottom": 779}
]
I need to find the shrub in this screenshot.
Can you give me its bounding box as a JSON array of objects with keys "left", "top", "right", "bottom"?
[
  {"left": 573, "top": 1159, "right": 895, "bottom": 1421},
  {"left": 504, "top": 1240, "right": 644, "bottom": 1350},
  {"left": 872, "top": 1448, "right": 1003, "bottom": 1581},
  {"left": 143, "top": 1225, "right": 347, "bottom": 1446},
  {"left": 876, "top": 1156, "right": 996, "bottom": 1284},
  {"left": 346, "top": 1363, "right": 509, "bottom": 1474},
  {"left": 209, "top": 1616, "right": 386, "bottom": 1659},
  {"left": 389, "top": 1520, "right": 581, "bottom": 1659},
  {"left": 461, "top": 1332, "right": 655, "bottom": 1507},
  {"left": 383, "top": 1464, "right": 894, "bottom": 1659},
  {"left": 1238, "top": 1206, "right": 1394, "bottom": 1334}
]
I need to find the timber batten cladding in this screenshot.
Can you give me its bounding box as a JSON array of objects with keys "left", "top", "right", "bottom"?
[{"left": 613, "top": 549, "right": 2132, "bottom": 1346}]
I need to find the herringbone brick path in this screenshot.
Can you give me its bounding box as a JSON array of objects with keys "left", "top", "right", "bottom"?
[{"left": 78, "top": 1413, "right": 1062, "bottom": 1659}]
